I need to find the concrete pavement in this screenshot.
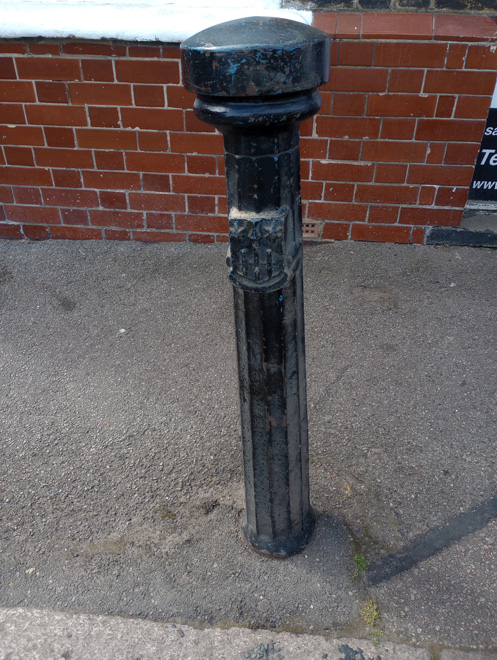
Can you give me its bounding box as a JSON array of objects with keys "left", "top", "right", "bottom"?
[{"left": 0, "top": 239, "right": 496, "bottom": 659}]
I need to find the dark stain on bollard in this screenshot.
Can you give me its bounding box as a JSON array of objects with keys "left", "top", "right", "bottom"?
[{"left": 181, "top": 17, "right": 330, "bottom": 557}]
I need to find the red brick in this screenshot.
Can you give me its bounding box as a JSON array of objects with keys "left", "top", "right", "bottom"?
[
  {"left": 375, "top": 43, "right": 446, "bottom": 69},
  {"left": 185, "top": 110, "right": 217, "bottom": 133},
  {"left": 175, "top": 213, "right": 227, "bottom": 233},
  {"left": 126, "top": 152, "right": 185, "bottom": 174},
  {"left": 321, "top": 222, "right": 350, "bottom": 241},
  {"left": 351, "top": 223, "right": 411, "bottom": 243},
  {"left": 0, "top": 125, "right": 44, "bottom": 146},
  {"left": 186, "top": 155, "right": 216, "bottom": 175},
  {"left": 374, "top": 163, "right": 408, "bottom": 183},
  {"left": 129, "top": 192, "right": 185, "bottom": 212},
  {"left": 380, "top": 118, "right": 414, "bottom": 140},
  {"left": 301, "top": 160, "right": 310, "bottom": 180},
  {"left": 23, "top": 224, "right": 51, "bottom": 240},
  {"left": 466, "top": 45, "right": 497, "bottom": 71},
  {"left": 436, "top": 96, "right": 456, "bottom": 119},
  {"left": 76, "top": 128, "right": 137, "bottom": 150},
  {"left": 133, "top": 84, "right": 165, "bottom": 108},
  {"left": 217, "top": 197, "right": 228, "bottom": 215},
  {"left": 300, "top": 138, "right": 328, "bottom": 160},
  {"left": 4, "top": 146, "right": 34, "bottom": 166},
  {"left": 411, "top": 227, "right": 425, "bottom": 244},
  {"left": 455, "top": 96, "right": 491, "bottom": 120},
  {"left": 0, "top": 166, "right": 52, "bottom": 186},
  {"left": 83, "top": 171, "right": 140, "bottom": 191},
  {"left": 216, "top": 234, "right": 229, "bottom": 243},
  {"left": 146, "top": 213, "right": 174, "bottom": 229},
  {"left": 99, "top": 190, "right": 127, "bottom": 209},
  {"left": 167, "top": 85, "right": 195, "bottom": 109},
  {"left": 435, "top": 187, "right": 469, "bottom": 208},
  {"left": 115, "top": 60, "right": 179, "bottom": 84},
  {"left": 35, "top": 81, "right": 68, "bottom": 104},
  {"left": 89, "top": 107, "right": 120, "bottom": 128},
  {"left": 105, "top": 228, "right": 131, "bottom": 240},
  {"left": 121, "top": 108, "right": 183, "bottom": 131},
  {"left": 162, "top": 47, "right": 181, "bottom": 59},
  {"left": 427, "top": 143, "right": 446, "bottom": 164},
  {"left": 399, "top": 207, "right": 463, "bottom": 227},
  {"left": 408, "top": 164, "right": 474, "bottom": 187},
  {"left": 0, "top": 81, "right": 35, "bottom": 102},
  {"left": 94, "top": 151, "right": 125, "bottom": 171},
  {"left": 418, "top": 186, "right": 436, "bottom": 205},
  {"left": 416, "top": 119, "right": 485, "bottom": 143},
  {"left": 43, "top": 188, "right": 99, "bottom": 208},
  {"left": 187, "top": 196, "right": 216, "bottom": 214},
  {"left": 127, "top": 45, "right": 162, "bottom": 58},
  {"left": 302, "top": 180, "right": 324, "bottom": 200},
  {"left": 300, "top": 118, "right": 314, "bottom": 138},
  {"left": 35, "top": 148, "right": 94, "bottom": 169},
  {"left": 16, "top": 57, "right": 81, "bottom": 81},
  {"left": 0, "top": 223, "right": 23, "bottom": 239},
  {"left": 169, "top": 132, "right": 223, "bottom": 155},
  {"left": 312, "top": 13, "right": 337, "bottom": 37},
  {"left": 435, "top": 16, "right": 497, "bottom": 43},
  {"left": 51, "top": 225, "right": 103, "bottom": 239},
  {"left": 316, "top": 117, "right": 380, "bottom": 139},
  {"left": 13, "top": 186, "right": 41, "bottom": 204},
  {"left": 61, "top": 208, "right": 89, "bottom": 225},
  {"left": 324, "top": 68, "right": 388, "bottom": 93},
  {"left": 69, "top": 83, "right": 133, "bottom": 106},
  {"left": 424, "top": 70, "right": 496, "bottom": 97},
  {"left": 82, "top": 59, "right": 114, "bottom": 82},
  {"left": 62, "top": 43, "right": 126, "bottom": 57},
  {"left": 313, "top": 161, "right": 374, "bottom": 182},
  {"left": 336, "top": 14, "right": 361, "bottom": 40},
  {"left": 26, "top": 105, "right": 88, "bottom": 127},
  {"left": 328, "top": 139, "right": 361, "bottom": 160},
  {"left": 29, "top": 44, "right": 60, "bottom": 55},
  {"left": 388, "top": 70, "right": 425, "bottom": 94},
  {"left": 0, "top": 57, "right": 18, "bottom": 78},
  {"left": 142, "top": 173, "right": 171, "bottom": 192},
  {"left": 138, "top": 131, "right": 169, "bottom": 152},
  {"left": 0, "top": 44, "right": 26, "bottom": 54},
  {"left": 0, "top": 104, "right": 26, "bottom": 124},
  {"left": 322, "top": 182, "right": 355, "bottom": 202},
  {"left": 445, "top": 142, "right": 480, "bottom": 166},
  {"left": 368, "top": 205, "right": 399, "bottom": 224},
  {"left": 4, "top": 204, "right": 60, "bottom": 224},
  {"left": 363, "top": 141, "right": 427, "bottom": 163},
  {"left": 339, "top": 42, "right": 374, "bottom": 67},
  {"left": 333, "top": 93, "right": 366, "bottom": 116},
  {"left": 172, "top": 175, "right": 226, "bottom": 195},
  {"left": 364, "top": 14, "right": 433, "bottom": 40},
  {"left": 90, "top": 209, "right": 144, "bottom": 228},
  {"left": 355, "top": 184, "right": 418, "bottom": 205},
  {"left": 368, "top": 94, "right": 436, "bottom": 118},
  {"left": 52, "top": 169, "right": 82, "bottom": 188},
  {"left": 0, "top": 186, "right": 14, "bottom": 203},
  {"left": 319, "top": 92, "right": 332, "bottom": 115},
  {"left": 189, "top": 233, "right": 216, "bottom": 243},
  {"left": 446, "top": 44, "right": 467, "bottom": 70},
  {"left": 307, "top": 201, "right": 368, "bottom": 222},
  {"left": 133, "top": 230, "right": 186, "bottom": 242}
]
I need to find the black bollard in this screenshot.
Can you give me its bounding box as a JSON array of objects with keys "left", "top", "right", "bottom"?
[{"left": 181, "top": 17, "right": 330, "bottom": 557}]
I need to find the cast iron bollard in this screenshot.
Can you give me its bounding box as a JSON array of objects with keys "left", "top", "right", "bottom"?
[{"left": 181, "top": 17, "right": 330, "bottom": 557}]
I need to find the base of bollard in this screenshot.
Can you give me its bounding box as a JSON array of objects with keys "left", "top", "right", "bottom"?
[{"left": 241, "top": 509, "right": 316, "bottom": 559}]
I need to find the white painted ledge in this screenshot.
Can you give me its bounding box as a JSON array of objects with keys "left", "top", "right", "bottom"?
[{"left": 0, "top": 0, "right": 312, "bottom": 43}]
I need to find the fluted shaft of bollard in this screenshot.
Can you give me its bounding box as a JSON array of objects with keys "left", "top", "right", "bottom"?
[{"left": 182, "top": 17, "right": 330, "bottom": 557}]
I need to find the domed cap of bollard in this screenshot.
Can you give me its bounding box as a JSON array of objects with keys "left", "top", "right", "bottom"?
[{"left": 181, "top": 16, "right": 330, "bottom": 98}]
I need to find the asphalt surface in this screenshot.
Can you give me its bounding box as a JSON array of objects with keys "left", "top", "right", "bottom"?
[{"left": 0, "top": 239, "right": 496, "bottom": 656}]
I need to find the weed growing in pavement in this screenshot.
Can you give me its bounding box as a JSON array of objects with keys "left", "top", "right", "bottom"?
[
  {"left": 360, "top": 599, "right": 383, "bottom": 646},
  {"left": 352, "top": 553, "right": 369, "bottom": 580}
]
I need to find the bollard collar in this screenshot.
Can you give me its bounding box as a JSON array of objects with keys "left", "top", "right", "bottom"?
[{"left": 181, "top": 16, "right": 330, "bottom": 98}]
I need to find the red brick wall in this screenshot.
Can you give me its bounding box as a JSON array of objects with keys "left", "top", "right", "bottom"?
[{"left": 0, "top": 14, "right": 496, "bottom": 244}]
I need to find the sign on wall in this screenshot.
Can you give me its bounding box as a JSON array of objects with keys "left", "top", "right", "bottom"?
[{"left": 468, "top": 79, "right": 497, "bottom": 202}]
